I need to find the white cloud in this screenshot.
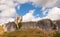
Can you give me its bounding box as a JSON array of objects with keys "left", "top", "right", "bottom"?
[
  {"left": 0, "top": 8, "right": 16, "bottom": 17},
  {"left": 16, "top": 0, "right": 60, "bottom": 8},
  {"left": 0, "top": 18, "right": 14, "bottom": 24},
  {"left": 30, "top": 0, "right": 58, "bottom": 12},
  {"left": 16, "top": 0, "right": 29, "bottom": 4},
  {"left": 22, "top": 10, "right": 45, "bottom": 22},
  {"left": 0, "top": 0, "right": 16, "bottom": 17},
  {"left": 22, "top": 7, "right": 60, "bottom": 22},
  {"left": 22, "top": 10, "right": 35, "bottom": 22},
  {"left": 0, "top": 0, "right": 16, "bottom": 24},
  {"left": 17, "top": 5, "right": 20, "bottom": 10},
  {"left": 45, "top": 7, "right": 60, "bottom": 20}
]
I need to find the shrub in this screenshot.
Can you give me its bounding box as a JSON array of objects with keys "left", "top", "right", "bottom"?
[
  {"left": 18, "top": 21, "right": 22, "bottom": 29},
  {"left": 53, "top": 32, "right": 60, "bottom": 37}
]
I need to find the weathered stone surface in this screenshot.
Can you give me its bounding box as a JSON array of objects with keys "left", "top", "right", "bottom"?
[
  {"left": 20, "top": 22, "right": 37, "bottom": 30},
  {"left": 53, "top": 20, "right": 60, "bottom": 31},
  {"left": 36, "top": 19, "right": 53, "bottom": 30},
  {"left": 4, "top": 19, "right": 60, "bottom": 32},
  {"left": 4, "top": 22, "right": 18, "bottom": 32},
  {"left": 21, "top": 19, "right": 59, "bottom": 31}
]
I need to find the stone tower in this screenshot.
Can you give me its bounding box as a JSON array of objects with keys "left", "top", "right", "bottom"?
[{"left": 14, "top": 14, "right": 22, "bottom": 25}]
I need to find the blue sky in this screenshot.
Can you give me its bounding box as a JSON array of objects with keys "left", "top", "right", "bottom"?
[
  {"left": 15, "top": 2, "right": 48, "bottom": 18},
  {"left": 0, "top": 0, "right": 60, "bottom": 24}
]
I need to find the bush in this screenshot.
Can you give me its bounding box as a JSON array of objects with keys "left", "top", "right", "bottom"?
[
  {"left": 53, "top": 32, "right": 60, "bottom": 37},
  {"left": 18, "top": 21, "right": 22, "bottom": 29}
]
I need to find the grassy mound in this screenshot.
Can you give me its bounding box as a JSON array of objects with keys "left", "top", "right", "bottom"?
[{"left": 1, "top": 28, "right": 56, "bottom": 37}]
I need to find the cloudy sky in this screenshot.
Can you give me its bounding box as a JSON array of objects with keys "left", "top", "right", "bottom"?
[{"left": 0, "top": 0, "right": 60, "bottom": 24}]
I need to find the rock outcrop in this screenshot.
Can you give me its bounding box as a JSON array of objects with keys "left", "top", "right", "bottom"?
[
  {"left": 3, "top": 19, "right": 60, "bottom": 32},
  {"left": 21, "top": 19, "right": 59, "bottom": 31},
  {"left": 20, "top": 21, "right": 36, "bottom": 30},
  {"left": 36, "top": 19, "right": 53, "bottom": 30},
  {"left": 3, "top": 22, "right": 18, "bottom": 32}
]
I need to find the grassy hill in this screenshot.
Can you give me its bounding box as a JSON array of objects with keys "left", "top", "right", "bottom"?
[
  {"left": 0, "top": 26, "right": 59, "bottom": 37},
  {"left": 0, "top": 26, "right": 4, "bottom": 35},
  {"left": 1, "top": 28, "right": 56, "bottom": 37}
]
